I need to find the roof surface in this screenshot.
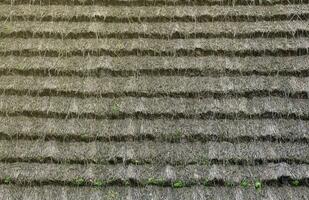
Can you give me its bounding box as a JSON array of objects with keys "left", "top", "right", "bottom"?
[{"left": 0, "top": 0, "right": 309, "bottom": 199}]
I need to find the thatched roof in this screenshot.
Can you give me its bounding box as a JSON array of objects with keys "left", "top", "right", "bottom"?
[{"left": 0, "top": 0, "right": 308, "bottom": 199}]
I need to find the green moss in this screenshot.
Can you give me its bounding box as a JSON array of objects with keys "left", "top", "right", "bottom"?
[
  {"left": 73, "top": 177, "right": 86, "bottom": 186},
  {"left": 254, "top": 180, "right": 262, "bottom": 190},
  {"left": 291, "top": 180, "right": 300, "bottom": 187},
  {"left": 147, "top": 177, "right": 165, "bottom": 186},
  {"left": 172, "top": 180, "right": 185, "bottom": 188},
  {"left": 240, "top": 179, "right": 249, "bottom": 189},
  {"left": 4, "top": 176, "right": 12, "bottom": 184}
]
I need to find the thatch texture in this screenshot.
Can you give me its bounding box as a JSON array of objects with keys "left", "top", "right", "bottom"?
[
  {"left": 0, "top": 0, "right": 308, "bottom": 199},
  {"left": 1, "top": 21, "right": 309, "bottom": 38},
  {"left": 0, "top": 75, "right": 308, "bottom": 96},
  {"left": 1, "top": 140, "right": 308, "bottom": 164},
  {"left": 0, "top": 117, "right": 308, "bottom": 141},
  {"left": 0, "top": 5, "right": 308, "bottom": 20},
  {"left": 1, "top": 185, "right": 309, "bottom": 200},
  {"left": 1, "top": 38, "right": 309, "bottom": 56},
  {"left": 1, "top": 56, "right": 309, "bottom": 74},
  {"left": 0, "top": 162, "right": 308, "bottom": 184}
]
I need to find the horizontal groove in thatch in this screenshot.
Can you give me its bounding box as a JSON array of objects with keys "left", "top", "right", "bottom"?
[
  {"left": 2, "top": 14, "right": 309, "bottom": 22},
  {"left": 1, "top": 132, "right": 309, "bottom": 144},
  {"left": 1, "top": 117, "right": 308, "bottom": 143},
  {"left": 1, "top": 185, "right": 309, "bottom": 200},
  {"left": 2, "top": 30, "right": 308, "bottom": 39},
  {"left": 2, "top": 111, "right": 309, "bottom": 120},
  {"left": 1, "top": 21, "right": 309, "bottom": 39},
  {"left": 1, "top": 0, "right": 308, "bottom": 6},
  {"left": 1, "top": 140, "right": 308, "bottom": 165},
  {"left": 1, "top": 56, "right": 308, "bottom": 77},
  {"left": 0, "top": 75, "right": 307, "bottom": 98},
  {"left": 2, "top": 67, "right": 309, "bottom": 77},
  {"left": 0, "top": 5, "right": 308, "bottom": 22},
  {"left": 0, "top": 88, "right": 308, "bottom": 99},
  {"left": 1, "top": 178, "right": 307, "bottom": 188},
  {"left": 2, "top": 48, "right": 309, "bottom": 57},
  {"left": 1, "top": 157, "right": 308, "bottom": 166},
  {"left": 2, "top": 179, "right": 309, "bottom": 187},
  {"left": 1, "top": 67, "right": 309, "bottom": 77},
  {"left": 0, "top": 162, "right": 308, "bottom": 187}
]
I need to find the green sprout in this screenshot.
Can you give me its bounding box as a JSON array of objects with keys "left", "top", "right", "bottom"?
[
  {"left": 4, "top": 176, "right": 12, "bottom": 184},
  {"left": 73, "top": 177, "right": 86, "bottom": 186},
  {"left": 240, "top": 179, "right": 249, "bottom": 189},
  {"left": 93, "top": 179, "right": 104, "bottom": 187},
  {"left": 130, "top": 160, "right": 140, "bottom": 165},
  {"left": 203, "top": 179, "right": 209, "bottom": 187},
  {"left": 225, "top": 181, "right": 235, "bottom": 187},
  {"left": 255, "top": 180, "right": 262, "bottom": 190},
  {"left": 172, "top": 180, "right": 185, "bottom": 188},
  {"left": 173, "top": 129, "right": 182, "bottom": 141},
  {"left": 165, "top": 129, "right": 182, "bottom": 142},
  {"left": 147, "top": 177, "right": 165, "bottom": 186},
  {"left": 123, "top": 180, "right": 130, "bottom": 186},
  {"left": 292, "top": 180, "right": 300, "bottom": 187},
  {"left": 200, "top": 157, "right": 209, "bottom": 165},
  {"left": 111, "top": 103, "right": 120, "bottom": 114},
  {"left": 2, "top": 24, "right": 13, "bottom": 34}
]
